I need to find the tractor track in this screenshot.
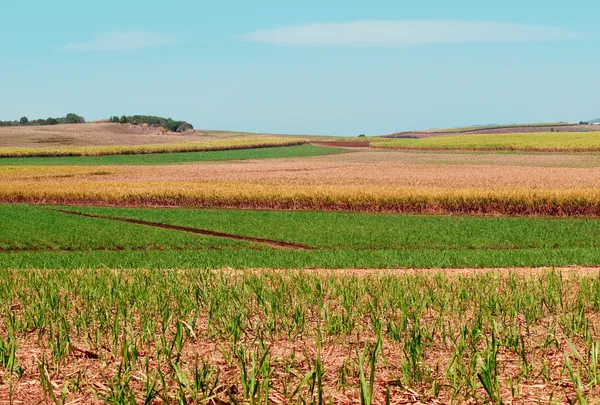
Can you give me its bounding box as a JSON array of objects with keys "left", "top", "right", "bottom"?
[{"left": 54, "top": 209, "right": 315, "bottom": 250}]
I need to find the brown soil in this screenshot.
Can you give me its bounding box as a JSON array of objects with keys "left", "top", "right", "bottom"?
[
  {"left": 55, "top": 209, "right": 314, "bottom": 250},
  {"left": 0, "top": 123, "right": 239, "bottom": 148}
]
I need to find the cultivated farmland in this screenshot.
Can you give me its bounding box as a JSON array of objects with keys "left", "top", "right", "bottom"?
[
  {"left": 3, "top": 122, "right": 600, "bottom": 403},
  {"left": 372, "top": 131, "right": 600, "bottom": 152},
  {"left": 3, "top": 150, "right": 600, "bottom": 215},
  {"left": 3, "top": 268, "right": 600, "bottom": 404}
]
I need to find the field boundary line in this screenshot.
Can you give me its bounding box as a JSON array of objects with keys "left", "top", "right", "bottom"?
[{"left": 53, "top": 209, "right": 315, "bottom": 250}]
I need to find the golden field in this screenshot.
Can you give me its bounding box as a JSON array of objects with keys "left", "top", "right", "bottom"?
[
  {"left": 0, "top": 136, "right": 306, "bottom": 157},
  {"left": 373, "top": 131, "right": 600, "bottom": 151},
  {"left": 2, "top": 151, "right": 600, "bottom": 215}
]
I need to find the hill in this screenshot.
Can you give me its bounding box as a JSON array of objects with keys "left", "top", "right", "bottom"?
[
  {"left": 384, "top": 122, "right": 600, "bottom": 138},
  {"left": 0, "top": 122, "right": 201, "bottom": 148},
  {"left": 590, "top": 118, "right": 600, "bottom": 124}
]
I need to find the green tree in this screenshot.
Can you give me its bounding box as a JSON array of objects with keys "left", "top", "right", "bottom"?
[
  {"left": 65, "top": 113, "right": 85, "bottom": 124},
  {"left": 19, "top": 117, "right": 29, "bottom": 126}
]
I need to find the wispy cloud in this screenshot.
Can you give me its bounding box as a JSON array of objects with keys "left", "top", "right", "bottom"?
[
  {"left": 65, "top": 31, "right": 175, "bottom": 51},
  {"left": 243, "top": 20, "right": 579, "bottom": 46}
]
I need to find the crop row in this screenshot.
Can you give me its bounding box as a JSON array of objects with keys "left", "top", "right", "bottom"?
[
  {"left": 2, "top": 268, "right": 600, "bottom": 403},
  {"left": 0, "top": 137, "right": 307, "bottom": 157},
  {"left": 3, "top": 183, "right": 600, "bottom": 216}
]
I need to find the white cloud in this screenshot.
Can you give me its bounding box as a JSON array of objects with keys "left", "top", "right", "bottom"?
[
  {"left": 243, "top": 20, "right": 579, "bottom": 46},
  {"left": 65, "top": 31, "right": 175, "bottom": 51}
]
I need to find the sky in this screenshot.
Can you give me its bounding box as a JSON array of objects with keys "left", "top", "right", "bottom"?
[{"left": 1, "top": 0, "right": 599, "bottom": 136}]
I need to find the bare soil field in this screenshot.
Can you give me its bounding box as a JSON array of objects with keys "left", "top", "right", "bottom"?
[{"left": 0, "top": 123, "right": 246, "bottom": 148}]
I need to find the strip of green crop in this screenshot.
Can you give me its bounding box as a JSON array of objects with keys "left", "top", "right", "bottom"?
[
  {"left": 0, "top": 205, "right": 249, "bottom": 251},
  {"left": 4, "top": 205, "right": 600, "bottom": 268},
  {"left": 3, "top": 247, "right": 600, "bottom": 269},
  {"left": 0, "top": 145, "right": 346, "bottom": 166},
  {"left": 65, "top": 205, "right": 600, "bottom": 250}
]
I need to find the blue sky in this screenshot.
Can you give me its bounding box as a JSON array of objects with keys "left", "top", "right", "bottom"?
[{"left": 1, "top": 0, "right": 599, "bottom": 135}]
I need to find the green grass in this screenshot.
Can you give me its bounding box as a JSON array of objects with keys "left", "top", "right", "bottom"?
[
  {"left": 4, "top": 204, "right": 600, "bottom": 268},
  {"left": 0, "top": 144, "right": 346, "bottom": 166},
  {"left": 373, "top": 132, "right": 600, "bottom": 151}
]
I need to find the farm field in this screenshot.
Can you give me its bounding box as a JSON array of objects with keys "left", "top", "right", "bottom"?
[
  {"left": 4, "top": 204, "right": 600, "bottom": 270},
  {"left": 0, "top": 136, "right": 307, "bottom": 158},
  {"left": 386, "top": 123, "right": 600, "bottom": 137},
  {"left": 0, "top": 144, "right": 344, "bottom": 166},
  {"left": 373, "top": 132, "right": 600, "bottom": 151},
  {"left": 4, "top": 124, "right": 600, "bottom": 403},
  {"left": 0, "top": 122, "right": 313, "bottom": 148},
  {"left": 3, "top": 150, "right": 600, "bottom": 215},
  {"left": 3, "top": 267, "right": 600, "bottom": 403}
]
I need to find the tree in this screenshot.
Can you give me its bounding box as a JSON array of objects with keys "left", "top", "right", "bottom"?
[
  {"left": 65, "top": 113, "right": 85, "bottom": 124},
  {"left": 119, "top": 115, "right": 128, "bottom": 124},
  {"left": 19, "top": 117, "right": 29, "bottom": 126}
]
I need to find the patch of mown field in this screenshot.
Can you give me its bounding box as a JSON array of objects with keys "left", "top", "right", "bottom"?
[
  {"left": 4, "top": 205, "right": 600, "bottom": 269},
  {"left": 2, "top": 267, "right": 600, "bottom": 404},
  {"left": 0, "top": 136, "right": 306, "bottom": 157},
  {"left": 0, "top": 145, "right": 345, "bottom": 166},
  {"left": 373, "top": 132, "right": 600, "bottom": 152}
]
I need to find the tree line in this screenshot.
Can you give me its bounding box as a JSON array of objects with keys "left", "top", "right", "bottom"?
[
  {"left": 109, "top": 115, "right": 194, "bottom": 132},
  {"left": 0, "top": 113, "right": 85, "bottom": 127}
]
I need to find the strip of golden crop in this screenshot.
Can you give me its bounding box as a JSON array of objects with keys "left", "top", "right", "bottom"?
[
  {"left": 2, "top": 151, "right": 600, "bottom": 215},
  {"left": 372, "top": 131, "right": 600, "bottom": 151},
  {"left": 0, "top": 137, "right": 306, "bottom": 157}
]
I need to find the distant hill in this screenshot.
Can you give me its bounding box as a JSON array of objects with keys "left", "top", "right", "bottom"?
[{"left": 590, "top": 118, "right": 600, "bottom": 124}]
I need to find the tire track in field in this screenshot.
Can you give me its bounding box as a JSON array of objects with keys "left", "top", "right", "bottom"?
[{"left": 53, "top": 210, "right": 315, "bottom": 250}]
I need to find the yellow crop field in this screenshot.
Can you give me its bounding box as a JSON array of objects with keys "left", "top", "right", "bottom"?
[
  {"left": 0, "top": 137, "right": 306, "bottom": 157},
  {"left": 373, "top": 132, "right": 600, "bottom": 151},
  {"left": 2, "top": 179, "right": 600, "bottom": 216}
]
